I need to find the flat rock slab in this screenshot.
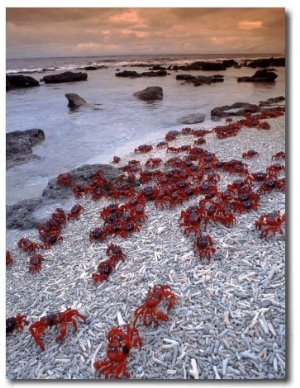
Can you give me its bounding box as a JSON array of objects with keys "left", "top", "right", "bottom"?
[
  {"left": 6, "top": 129, "right": 45, "bottom": 170},
  {"left": 42, "top": 71, "right": 88, "bottom": 84},
  {"left": 178, "top": 113, "right": 205, "bottom": 124},
  {"left": 7, "top": 163, "right": 121, "bottom": 230}
]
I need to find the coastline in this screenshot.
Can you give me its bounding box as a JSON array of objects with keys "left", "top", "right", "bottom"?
[{"left": 6, "top": 112, "right": 285, "bottom": 380}]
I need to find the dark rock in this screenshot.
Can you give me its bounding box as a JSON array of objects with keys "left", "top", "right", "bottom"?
[
  {"left": 166, "top": 130, "right": 181, "bottom": 138},
  {"left": 176, "top": 74, "right": 223, "bottom": 86},
  {"left": 221, "top": 59, "right": 239, "bottom": 68},
  {"left": 6, "top": 198, "right": 44, "bottom": 229},
  {"left": 42, "top": 71, "right": 88, "bottom": 84},
  {"left": 133, "top": 86, "right": 163, "bottom": 101},
  {"left": 115, "top": 69, "right": 167, "bottom": 78},
  {"left": 65, "top": 93, "right": 88, "bottom": 108},
  {"left": 149, "top": 65, "right": 167, "bottom": 71},
  {"left": 211, "top": 102, "right": 260, "bottom": 118},
  {"left": 246, "top": 57, "right": 285, "bottom": 68},
  {"left": 115, "top": 70, "right": 141, "bottom": 78},
  {"left": 237, "top": 69, "right": 278, "bottom": 83},
  {"left": 65, "top": 93, "right": 102, "bottom": 110},
  {"left": 178, "top": 113, "right": 205, "bottom": 125},
  {"left": 6, "top": 129, "right": 45, "bottom": 169},
  {"left": 140, "top": 70, "right": 168, "bottom": 77},
  {"left": 170, "top": 61, "right": 228, "bottom": 72},
  {"left": 84, "top": 65, "right": 108, "bottom": 70},
  {"left": 259, "top": 96, "right": 285, "bottom": 106},
  {"left": 176, "top": 74, "right": 195, "bottom": 81},
  {"left": 42, "top": 164, "right": 120, "bottom": 201},
  {"left": 6, "top": 74, "right": 40, "bottom": 91},
  {"left": 200, "top": 62, "right": 227, "bottom": 71}
]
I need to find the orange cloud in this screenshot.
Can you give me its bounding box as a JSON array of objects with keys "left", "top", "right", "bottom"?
[
  {"left": 238, "top": 20, "right": 263, "bottom": 30},
  {"left": 109, "top": 9, "right": 140, "bottom": 24}
]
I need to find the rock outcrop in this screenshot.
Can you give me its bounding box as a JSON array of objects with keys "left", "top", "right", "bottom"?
[
  {"left": 237, "top": 69, "right": 278, "bottom": 83},
  {"left": 176, "top": 74, "right": 224, "bottom": 86},
  {"left": 133, "top": 86, "right": 163, "bottom": 101},
  {"left": 65, "top": 93, "right": 103, "bottom": 110},
  {"left": 6, "top": 74, "right": 40, "bottom": 91},
  {"left": 115, "top": 70, "right": 167, "bottom": 78},
  {"left": 211, "top": 102, "right": 260, "bottom": 118},
  {"left": 6, "top": 198, "right": 44, "bottom": 230},
  {"left": 245, "top": 57, "right": 285, "bottom": 68},
  {"left": 6, "top": 129, "right": 45, "bottom": 169},
  {"left": 42, "top": 71, "right": 88, "bottom": 84},
  {"left": 42, "top": 164, "right": 120, "bottom": 201},
  {"left": 6, "top": 163, "right": 121, "bottom": 229}
]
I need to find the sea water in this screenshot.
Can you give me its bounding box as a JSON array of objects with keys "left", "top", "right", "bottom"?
[{"left": 6, "top": 53, "right": 285, "bottom": 206}]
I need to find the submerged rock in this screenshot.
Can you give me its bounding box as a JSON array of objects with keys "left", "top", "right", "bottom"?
[
  {"left": 176, "top": 74, "right": 224, "bottom": 86},
  {"left": 134, "top": 86, "right": 163, "bottom": 101},
  {"left": 65, "top": 93, "right": 103, "bottom": 110},
  {"left": 6, "top": 129, "right": 45, "bottom": 170},
  {"left": 42, "top": 71, "right": 88, "bottom": 84},
  {"left": 237, "top": 69, "right": 278, "bottom": 83},
  {"left": 178, "top": 113, "right": 205, "bottom": 124},
  {"left": 245, "top": 57, "right": 285, "bottom": 68}
]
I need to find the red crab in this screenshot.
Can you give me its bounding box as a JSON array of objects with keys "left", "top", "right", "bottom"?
[
  {"left": 51, "top": 208, "right": 67, "bottom": 227},
  {"left": 156, "top": 141, "right": 168, "bottom": 148},
  {"left": 41, "top": 231, "right": 63, "bottom": 249},
  {"left": 92, "top": 256, "right": 120, "bottom": 283},
  {"left": 89, "top": 227, "right": 108, "bottom": 243},
  {"left": 166, "top": 146, "right": 182, "bottom": 153},
  {"left": 133, "top": 284, "right": 176, "bottom": 326},
  {"left": 6, "top": 250, "right": 13, "bottom": 265},
  {"left": 67, "top": 204, "right": 83, "bottom": 221},
  {"left": 242, "top": 150, "right": 259, "bottom": 158},
  {"left": 181, "top": 127, "right": 193, "bottom": 134},
  {"left": 112, "top": 156, "right": 121, "bottom": 163},
  {"left": 145, "top": 157, "right": 163, "bottom": 168},
  {"left": 18, "top": 238, "right": 40, "bottom": 253},
  {"left": 257, "top": 121, "right": 270, "bottom": 130},
  {"left": 193, "top": 233, "right": 216, "bottom": 261},
  {"left": 194, "top": 137, "right": 206, "bottom": 145},
  {"left": 255, "top": 211, "right": 285, "bottom": 239},
  {"left": 272, "top": 151, "right": 285, "bottom": 160},
  {"left": 165, "top": 133, "right": 177, "bottom": 142},
  {"left": 29, "top": 253, "right": 44, "bottom": 273},
  {"left": 257, "top": 177, "right": 284, "bottom": 194},
  {"left": 106, "top": 244, "right": 126, "bottom": 260},
  {"left": 57, "top": 172, "right": 72, "bottom": 185},
  {"left": 266, "top": 164, "right": 285, "bottom": 176},
  {"left": 6, "top": 313, "right": 28, "bottom": 334},
  {"left": 94, "top": 324, "right": 142, "bottom": 379},
  {"left": 134, "top": 144, "right": 153, "bottom": 153},
  {"left": 29, "top": 308, "right": 86, "bottom": 351}
]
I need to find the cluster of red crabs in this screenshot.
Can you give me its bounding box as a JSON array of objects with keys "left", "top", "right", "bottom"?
[{"left": 6, "top": 107, "right": 285, "bottom": 379}]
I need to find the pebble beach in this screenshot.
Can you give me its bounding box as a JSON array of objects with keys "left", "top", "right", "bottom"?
[{"left": 6, "top": 109, "right": 286, "bottom": 380}]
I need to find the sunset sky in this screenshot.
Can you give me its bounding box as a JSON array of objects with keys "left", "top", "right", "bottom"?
[{"left": 6, "top": 7, "right": 285, "bottom": 58}]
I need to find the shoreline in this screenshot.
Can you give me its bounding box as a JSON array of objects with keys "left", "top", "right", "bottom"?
[{"left": 6, "top": 112, "right": 285, "bottom": 379}]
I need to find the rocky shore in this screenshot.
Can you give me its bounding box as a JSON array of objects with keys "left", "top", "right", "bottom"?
[{"left": 6, "top": 106, "right": 285, "bottom": 379}]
